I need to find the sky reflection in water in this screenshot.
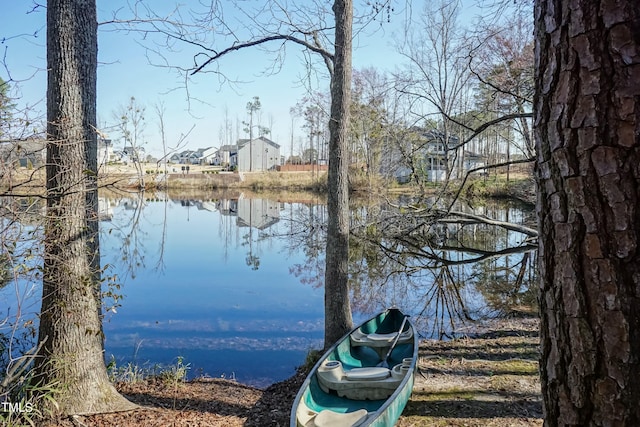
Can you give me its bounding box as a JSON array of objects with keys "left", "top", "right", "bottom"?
[{"left": 100, "top": 196, "right": 325, "bottom": 387}]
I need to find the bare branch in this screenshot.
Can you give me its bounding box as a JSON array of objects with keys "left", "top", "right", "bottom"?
[
  {"left": 446, "top": 157, "right": 535, "bottom": 211},
  {"left": 449, "top": 112, "right": 534, "bottom": 150},
  {"left": 190, "top": 34, "right": 335, "bottom": 76},
  {"left": 439, "top": 210, "right": 538, "bottom": 237}
]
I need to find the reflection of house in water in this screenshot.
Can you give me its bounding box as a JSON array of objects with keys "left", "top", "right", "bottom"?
[
  {"left": 196, "top": 201, "right": 218, "bottom": 212},
  {"left": 98, "top": 198, "right": 114, "bottom": 221},
  {"left": 0, "top": 196, "right": 46, "bottom": 226},
  {"left": 121, "top": 199, "right": 140, "bottom": 211},
  {"left": 236, "top": 198, "right": 281, "bottom": 230},
  {"left": 217, "top": 198, "right": 238, "bottom": 216},
  {"left": 165, "top": 197, "right": 281, "bottom": 230},
  {"left": 171, "top": 199, "right": 221, "bottom": 213},
  {"left": 98, "top": 197, "right": 142, "bottom": 221}
]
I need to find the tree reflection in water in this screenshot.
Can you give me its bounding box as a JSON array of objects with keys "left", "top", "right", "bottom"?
[{"left": 283, "top": 197, "right": 538, "bottom": 339}]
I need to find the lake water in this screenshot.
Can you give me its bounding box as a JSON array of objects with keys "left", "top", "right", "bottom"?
[
  {"left": 1, "top": 193, "right": 537, "bottom": 388},
  {"left": 98, "top": 195, "right": 329, "bottom": 387}
]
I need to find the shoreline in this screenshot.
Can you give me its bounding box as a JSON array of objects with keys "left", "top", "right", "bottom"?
[
  {"left": 45, "top": 315, "right": 541, "bottom": 427},
  {"left": 1, "top": 166, "right": 536, "bottom": 206}
]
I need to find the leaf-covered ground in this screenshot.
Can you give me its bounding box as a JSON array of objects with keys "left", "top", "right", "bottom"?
[
  {"left": 46, "top": 317, "right": 541, "bottom": 427},
  {"left": 398, "top": 317, "right": 541, "bottom": 427}
]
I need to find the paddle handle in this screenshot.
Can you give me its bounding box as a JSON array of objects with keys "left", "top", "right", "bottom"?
[{"left": 382, "top": 315, "right": 408, "bottom": 362}]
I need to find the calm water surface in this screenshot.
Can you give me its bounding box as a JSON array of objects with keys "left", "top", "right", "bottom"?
[
  {"left": 100, "top": 195, "right": 327, "bottom": 387},
  {"left": 1, "top": 193, "right": 537, "bottom": 388}
]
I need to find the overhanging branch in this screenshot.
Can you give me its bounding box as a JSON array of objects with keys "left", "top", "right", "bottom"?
[
  {"left": 191, "top": 34, "right": 335, "bottom": 75},
  {"left": 438, "top": 210, "right": 538, "bottom": 237}
]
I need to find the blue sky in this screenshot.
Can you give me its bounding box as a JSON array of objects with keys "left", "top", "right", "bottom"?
[
  {"left": 1, "top": 1, "right": 416, "bottom": 157},
  {"left": 2, "top": 1, "right": 496, "bottom": 158}
]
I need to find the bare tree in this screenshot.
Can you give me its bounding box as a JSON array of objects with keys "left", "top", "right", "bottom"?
[
  {"left": 32, "top": 0, "right": 135, "bottom": 415},
  {"left": 294, "top": 91, "right": 329, "bottom": 176},
  {"left": 470, "top": 3, "right": 535, "bottom": 179},
  {"left": 534, "top": 0, "right": 640, "bottom": 424},
  {"left": 389, "top": 1, "right": 536, "bottom": 201},
  {"left": 396, "top": 0, "right": 473, "bottom": 185},
  {"left": 155, "top": 101, "right": 168, "bottom": 175},
  {"left": 153, "top": 103, "right": 194, "bottom": 173},
  {"left": 114, "top": 96, "right": 146, "bottom": 188},
  {"left": 350, "top": 67, "right": 389, "bottom": 186}
]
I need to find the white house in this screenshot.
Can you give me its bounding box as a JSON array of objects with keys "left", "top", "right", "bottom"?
[
  {"left": 122, "top": 145, "right": 145, "bottom": 163},
  {"left": 170, "top": 150, "right": 199, "bottom": 164},
  {"left": 197, "top": 147, "right": 218, "bottom": 165},
  {"left": 217, "top": 144, "right": 237, "bottom": 167},
  {"left": 384, "top": 129, "right": 486, "bottom": 183},
  {"left": 235, "top": 136, "right": 280, "bottom": 172},
  {"left": 0, "top": 139, "right": 46, "bottom": 168},
  {"left": 98, "top": 138, "right": 116, "bottom": 167},
  {"left": 415, "top": 129, "right": 459, "bottom": 182}
]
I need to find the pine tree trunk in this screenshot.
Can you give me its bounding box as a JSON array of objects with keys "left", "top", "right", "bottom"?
[
  {"left": 534, "top": 0, "right": 640, "bottom": 425},
  {"left": 324, "top": 0, "right": 354, "bottom": 346},
  {"left": 34, "top": 0, "right": 135, "bottom": 415}
]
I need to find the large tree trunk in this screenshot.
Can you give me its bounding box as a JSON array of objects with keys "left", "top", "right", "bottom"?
[
  {"left": 34, "top": 0, "right": 135, "bottom": 415},
  {"left": 324, "top": 0, "right": 354, "bottom": 346},
  {"left": 534, "top": 1, "right": 640, "bottom": 425}
]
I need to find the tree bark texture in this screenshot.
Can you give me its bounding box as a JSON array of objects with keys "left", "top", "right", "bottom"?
[
  {"left": 35, "top": 0, "right": 134, "bottom": 415},
  {"left": 324, "top": 0, "right": 354, "bottom": 346},
  {"left": 534, "top": 1, "right": 640, "bottom": 425}
]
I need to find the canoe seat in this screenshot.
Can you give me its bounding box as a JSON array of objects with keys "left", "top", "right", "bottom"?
[
  {"left": 344, "top": 367, "right": 390, "bottom": 381},
  {"left": 365, "top": 332, "right": 398, "bottom": 341},
  {"left": 317, "top": 360, "right": 406, "bottom": 400},
  {"left": 313, "top": 409, "right": 368, "bottom": 427},
  {"left": 350, "top": 328, "right": 413, "bottom": 348}
]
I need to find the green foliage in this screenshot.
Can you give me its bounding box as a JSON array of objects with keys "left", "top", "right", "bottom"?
[
  {"left": 0, "top": 253, "right": 12, "bottom": 290},
  {"left": 243, "top": 96, "right": 270, "bottom": 137},
  {"left": 0, "top": 77, "right": 15, "bottom": 138},
  {"left": 106, "top": 356, "right": 147, "bottom": 383},
  {"left": 106, "top": 355, "right": 190, "bottom": 385},
  {"left": 0, "top": 77, "right": 11, "bottom": 110},
  {"left": 157, "top": 356, "right": 190, "bottom": 385}
]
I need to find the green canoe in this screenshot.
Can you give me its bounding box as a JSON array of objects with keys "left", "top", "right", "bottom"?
[{"left": 291, "top": 308, "right": 418, "bottom": 427}]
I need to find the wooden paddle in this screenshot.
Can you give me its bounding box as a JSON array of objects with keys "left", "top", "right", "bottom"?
[{"left": 378, "top": 315, "right": 409, "bottom": 368}]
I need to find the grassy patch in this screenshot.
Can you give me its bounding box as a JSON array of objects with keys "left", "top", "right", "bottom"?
[{"left": 107, "top": 356, "right": 191, "bottom": 383}]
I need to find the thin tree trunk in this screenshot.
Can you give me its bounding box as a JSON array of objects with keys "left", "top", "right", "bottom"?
[
  {"left": 34, "top": 0, "right": 135, "bottom": 415},
  {"left": 324, "top": 0, "right": 354, "bottom": 347},
  {"left": 534, "top": 0, "right": 640, "bottom": 425}
]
